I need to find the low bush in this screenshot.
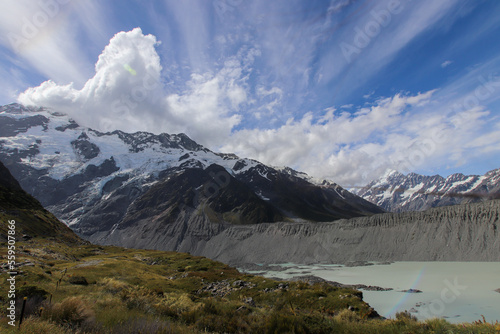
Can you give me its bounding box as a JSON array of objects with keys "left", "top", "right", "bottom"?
[
  {"left": 17, "top": 285, "right": 49, "bottom": 299},
  {"left": 16, "top": 285, "right": 49, "bottom": 318},
  {"left": 334, "top": 308, "right": 362, "bottom": 323},
  {"left": 99, "top": 277, "right": 129, "bottom": 293},
  {"left": 41, "top": 296, "right": 95, "bottom": 330},
  {"left": 259, "top": 311, "right": 309, "bottom": 334},
  {"left": 395, "top": 310, "right": 418, "bottom": 322}
]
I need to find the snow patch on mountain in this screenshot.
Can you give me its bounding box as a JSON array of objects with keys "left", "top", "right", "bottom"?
[{"left": 0, "top": 103, "right": 258, "bottom": 182}]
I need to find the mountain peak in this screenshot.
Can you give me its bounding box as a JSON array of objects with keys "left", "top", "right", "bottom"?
[
  {"left": 382, "top": 169, "right": 404, "bottom": 180},
  {"left": 0, "top": 103, "right": 43, "bottom": 114},
  {"left": 0, "top": 103, "right": 383, "bottom": 241},
  {"left": 353, "top": 168, "right": 500, "bottom": 212}
]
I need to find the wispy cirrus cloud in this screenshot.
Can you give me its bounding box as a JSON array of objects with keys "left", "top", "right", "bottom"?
[{"left": 0, "top": 0, "right": 114, "bottom": 87}]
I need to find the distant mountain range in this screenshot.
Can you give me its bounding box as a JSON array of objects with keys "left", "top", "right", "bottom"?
[
  {"left": 352, "top": 169, "right": 500, "bottom": 212},
  {"left": 0, "top": 103, "right": 382, "bottom": 244}
]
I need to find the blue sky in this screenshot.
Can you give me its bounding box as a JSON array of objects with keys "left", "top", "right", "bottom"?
[{"left": 0, "top": 0, "right": 499, "bottom": 185}]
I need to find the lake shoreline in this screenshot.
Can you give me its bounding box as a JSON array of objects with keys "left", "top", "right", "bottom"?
[{"left": 240, "top": 261, "right": 500, "bottom": 324}]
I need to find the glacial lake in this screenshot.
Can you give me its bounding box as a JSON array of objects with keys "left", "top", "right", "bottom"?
[{"left": 242, "top": 262, "right": 500, "bottom": 324}]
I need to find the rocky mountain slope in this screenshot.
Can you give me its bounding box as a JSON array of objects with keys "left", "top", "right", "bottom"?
[
  {"left": 352, "top": 169, "right": 500, "bottom": 212},
  {"left": 0, "top": 103, "right": 383, "bottom": 243},
  {"left": 0, "top": 161, "right": 81, "bottom": 244},
  {"left": 101, "top": 197, "right": 500, "bottom": 264}
]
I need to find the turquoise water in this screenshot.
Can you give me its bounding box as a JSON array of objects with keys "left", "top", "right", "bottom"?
[{"left": 243, "top": 262, "right": 500, "bottom": 324}]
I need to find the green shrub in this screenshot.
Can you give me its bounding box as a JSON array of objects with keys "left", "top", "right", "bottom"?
[
  {"left": 395, "top": 310, "right": 418, "bottom": 322},
  {"left": 334, "top": 308, "right": 362, "bottom": 323},
  {"left": 16, "top": 286, "right": 49, "bottom": 318},
  {"left": 260, "top": 311, "right": 309, "bottom": 334}
]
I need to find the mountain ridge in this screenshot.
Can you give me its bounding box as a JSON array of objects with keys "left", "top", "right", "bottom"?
[
  {"left": 352, "top": 168, "right": 500, "bottom": 212},
  {"left": 99, "top": 198, "right": 500, "bottom": 264},
  {"left": 0, "top": 103, "right": 383, "bottom": 244}
]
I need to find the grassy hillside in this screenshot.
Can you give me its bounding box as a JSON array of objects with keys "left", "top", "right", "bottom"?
[
  {"left": 0, "top": 238, "right": 499, "bottom": 333},
  {"left": 0, "top": 161, "right": 82, "bottom": 244}
]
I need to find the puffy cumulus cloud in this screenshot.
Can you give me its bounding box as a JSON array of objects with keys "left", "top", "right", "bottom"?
[
  {"left": 222, "top": 90, "right": 496, "bottom": 186},
  {"left": 164, "top": 69, "right": 244, "bottom": 146},
  {"left": 18, "top": 28, "right": 248, "bottom": 145},
  {"left": 162, "top": 55, "right": 252, "bottom": 145},
  {"left": 19, "top": 28, "right": 163, "bottom": 132}
]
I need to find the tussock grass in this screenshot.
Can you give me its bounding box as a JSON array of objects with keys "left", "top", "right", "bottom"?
[
  {"left": 41, "top": 296, "right": 96, "bottom": 330},
  {"left": 1, "top": 317, "right": 70, "bottom": 334}
]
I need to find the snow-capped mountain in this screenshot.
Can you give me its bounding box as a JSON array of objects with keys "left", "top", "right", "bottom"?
[
  {"left": 352, "top": 169, "right": 500, "bottom": 212},
  {"left": 0, "top": 103, "right": 383, "bottom": 244}
]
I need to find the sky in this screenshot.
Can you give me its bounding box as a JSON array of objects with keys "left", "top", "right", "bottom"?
[{"left": 0, "top": 0, "right": 499, "bottom": 186}]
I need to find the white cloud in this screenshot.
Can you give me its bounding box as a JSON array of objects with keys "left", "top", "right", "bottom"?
[
  {"left": 18, "top": 28, "right": 249, "bottom": 147},
  {"left": 441, "top": 60, "right": 453, "bottom": 68},
  {"left": 363, "top": 91, "right": 375, "bottom": 99},
  {"left": 19, "top": 28, "right": 162, "bottom": 130},
  {"left": 222, "top": 89, "right": 499, "bottom": 186},
  {"left": 222, "top": 92, "right": 434, "bottom": 184},
  {"left": 255, "top": 86, "right": 283, "bottom": 115}
]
